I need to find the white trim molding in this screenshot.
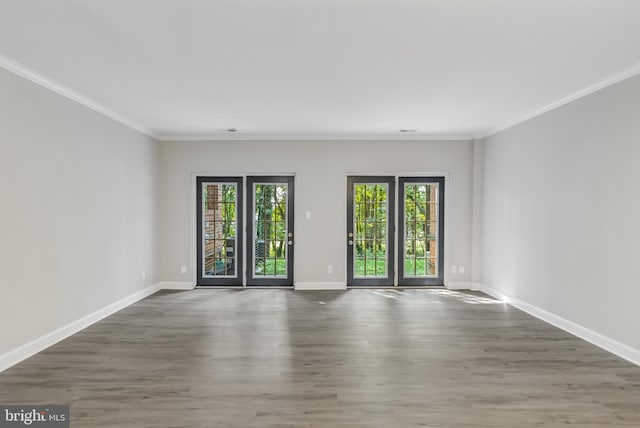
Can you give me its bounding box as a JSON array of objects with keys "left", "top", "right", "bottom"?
[
  {"left": 0, "top": 283, "right": 160, "bottom": 373},
  {"left": 476, "top": 283, "right": 640, "bottom": 367},
  {"left": 295, "top": 282, "right": 347, "bottom": 291},
  {"left": 446, "top": 281, "right": 471, "bottom": 290},
  {"left": 159, "top": 281, "right": 195, "bottom": 290},
  {"left": 0, "top": 54, "right": 157, "bottom": 139},
  {"left": 156, "top": 134, "right": 473, "bottom": 142},
  {"left": 470, "top": 282, "right": 484, "bottom": 291},
  {"left": 480, "top": 60, "right": 640, "bottom": 139}
]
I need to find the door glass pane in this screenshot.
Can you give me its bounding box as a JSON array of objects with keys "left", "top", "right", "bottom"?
[
  {"left": 403, "top": 183, "right": 439, "bottom": 278},
  {"left": 353, "top": 183, "right": 388, "bottom": 278},
  {"left": 253, "top": 183, "right": 288, "bottom": 278},
  {"left": 202, "top": 183, "right": 237, "bottom": 277}
]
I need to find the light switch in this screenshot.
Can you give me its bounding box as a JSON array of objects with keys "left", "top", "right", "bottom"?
[{"left": 305, "top": 211, "right": 312, "bottom": 219}]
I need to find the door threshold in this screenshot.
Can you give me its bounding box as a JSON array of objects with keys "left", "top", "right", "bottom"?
[
  {"left": 195, "top": 285, "right": 243, "bottom": 289},
  {"left": 195, "top": 285, "right": 294, "bottom": 289},
  {"left": 246, "top": 286, "right": 294, "bottom": 289},
  {"left": 347, "top": 285, "right": 445, "bottom": 289}
]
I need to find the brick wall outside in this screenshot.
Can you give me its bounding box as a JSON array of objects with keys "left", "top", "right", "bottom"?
[
  {"left": 204, "top": 185, "right": 225, "bottom": 272},
  {"left": 426, "top": 184, "right": 438, "bottom": 275},
  {"left": 428, "top": 184, "right": 438, "bottom": 257}
]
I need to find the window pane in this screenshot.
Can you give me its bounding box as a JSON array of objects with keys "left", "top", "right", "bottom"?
[
  {"left": 353, "top": 183, "right": 389, "bottom": 279},
  {"left": 253, "top": 183, "right": 289, "bottom": 278},
  {"left": 403, "top": 182, "right": 439, "bottom": 278},
  {"left": 203, "top": 183, "right": 238, "bottom": 278}
]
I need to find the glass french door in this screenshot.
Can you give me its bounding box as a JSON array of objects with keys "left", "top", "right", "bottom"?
[
  {"left": 398, "top": 177, "right": 444, "bottom": 285},
  {"left": 347, "top": 176, "right": 395, "bottom": 286},
  {"left": 196, "top": 177, "right": 243, "bottom": 286},
  {"left": 347, "top": 176, "right": 444, "bottom": 286},
  {"left": 246, "top": 176, "right": 294, "bottom": 286}
]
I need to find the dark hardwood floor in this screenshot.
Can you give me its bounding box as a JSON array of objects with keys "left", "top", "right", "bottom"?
[{"left": 0, "top": 289, "right": 639, "bottom": 427}]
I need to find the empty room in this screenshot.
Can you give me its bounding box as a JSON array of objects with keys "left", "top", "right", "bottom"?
[{"left": 1, "top": 1, "right": 639, "bottom": 426}]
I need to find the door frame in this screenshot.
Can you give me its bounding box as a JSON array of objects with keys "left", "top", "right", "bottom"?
[
  {"left": 398, "top": 176, "right": 445, "bottom": 286},
  {"left": 246, "top": 175, "right": 295, "bottom": 287},
  {"left": 345, "top": 173, "right": 449, "bottom": 288},
  {"left": 346, "top": 176, "right": 396, "bottom": 286},
  {"left": 192, "top": 173, "right": 295, "bottom": 288},
  {"left": 195, "top": 176, "right": 244, "bottom": 286}
]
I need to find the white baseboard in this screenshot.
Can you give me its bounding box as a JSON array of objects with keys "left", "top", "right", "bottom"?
[
  {"left": 477, "top": 283, "right": 640, "bottom": 367},
  {"left": 295, "top": 282, "right": 347, "bottom": 290},
  {"left": 470, "top": 282, "right": 484, "bottom": 291},
  {"left": 0, "top": 283, "right": 160, "bottom": 373},
  {"left": 446, "top": 281, "right": 471, "bottom": 290},
  {"left": 158, "top": 281, "right": 194, "bottom": 290}
]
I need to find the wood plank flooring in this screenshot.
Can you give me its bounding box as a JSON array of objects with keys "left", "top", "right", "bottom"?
[{"left": 0, "top": 289, "right": 639, "bottom": 427}]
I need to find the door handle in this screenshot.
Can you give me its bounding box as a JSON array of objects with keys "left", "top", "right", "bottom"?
[
  {"left": 288, "top": 240, "right": 293, "bottom": 245},
  {"left": 348, "top": 240, "right": 353, "bottom": 246}
]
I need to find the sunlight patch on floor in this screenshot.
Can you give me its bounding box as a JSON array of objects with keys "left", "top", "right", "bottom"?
[{"left": 369, "top": 288, "right": 503, "bottom": 305}]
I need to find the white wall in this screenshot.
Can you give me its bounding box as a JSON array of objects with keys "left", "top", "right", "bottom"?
[
  {"left": 470, "top": 139, "right": 484, "bottom": 286},
  {"left": 481, "top": 74, "right": 640, "bottom": 352},
  {"left": 0, "top": 67, "right": 158, "bottom": 358},
  {"left": 158, "top": 140, "right": 474, "bottom": 287}
]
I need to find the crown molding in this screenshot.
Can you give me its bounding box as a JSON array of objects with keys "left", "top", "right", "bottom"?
[
  {"left": 5, "top": 52, "right": 640, "bottom": 143},
  {"left": 155, "top": 132, "right": 474, "bottom": 142},
  {"left": 0, "top": 54, "right": 159, "bottom": 139},
  {"left": 479, "top": 60, "right": 640, "bottom": 139}
]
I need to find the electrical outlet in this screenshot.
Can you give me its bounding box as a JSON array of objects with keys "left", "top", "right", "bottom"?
[
  {"left": 141, "top": 270, "right": 146, "bottom": 280},
  {"left": 327, "top": 265, "right": 333, "bottom": 274},
  {"left": 459, "top": 266, "right": 465, "bottom": 274},
  {"left": 451, "top": 265, "right": 458, "bottom": 274},
  {"left": 180, "top": 265, "right": 187, "bottom": 274}
]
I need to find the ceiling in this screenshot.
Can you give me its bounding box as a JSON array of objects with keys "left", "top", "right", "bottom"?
[{"left": 1, "top": 0, "right": 640, "bottom": 141}]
